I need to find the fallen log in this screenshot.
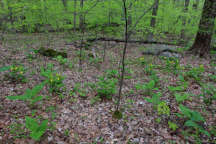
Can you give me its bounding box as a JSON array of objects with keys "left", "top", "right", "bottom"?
[{"left": 86, "top": 37, "right": 180, "bottom": 46}]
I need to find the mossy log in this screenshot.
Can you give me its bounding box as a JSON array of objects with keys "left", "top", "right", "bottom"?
[{"left": 38, "top": 47, "right": 67, "bottom": 58}]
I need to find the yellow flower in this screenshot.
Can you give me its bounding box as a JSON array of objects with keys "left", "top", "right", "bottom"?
[
  {"left": 50, "top": 79, "right": 53, "bottom": 82},
  {"left": 20, "top": 71, "right": 23, "bottom": 74},
  {"left": 139, "top": 57, "right": 144, "bottom": 61}
]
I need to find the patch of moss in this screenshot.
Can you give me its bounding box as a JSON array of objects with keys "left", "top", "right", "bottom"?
[
  {"left": 38, "top": 47, "right": 67, "bottom": 58},
  {"left": 112, "top": 110, "right": 123, "bottom": 120}
]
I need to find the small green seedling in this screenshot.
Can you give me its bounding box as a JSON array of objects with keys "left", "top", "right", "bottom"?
[
  {"left": 144, "top": 92, "right": 162, "bottom": 109},
  {"left": 136, "top": 80, "right": 157, "bottom": 96},
  {"left": 157, "top": 101, "right": 170, "bottom": 116},
  {"left": 184, "top": 65, "right": 205, "bottom": 82},
  {"left": 168, "top": 121, "right": 178, "bottom": 131},
  {"left": 4, "top": 65, "right": 27, "bottom": 83},
  {"left": 168, "top": 85, "right": 184, "bottom": 94},
  {"left": 7, "top": 81, "right": 47, "bottom": 107},
  {"left": 25, "top": 116, "right": 48, "bottom": 141},
  {"left": 55, "top": 55, "right": 68, "bottom": 65},
  {"left": 96, "top": 76, "right": 117, "bottom": 100},
  {"left": 175, "top": 93, "right": 191, "bottom": 103}
]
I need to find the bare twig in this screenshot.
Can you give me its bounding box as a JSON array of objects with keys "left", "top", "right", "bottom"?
[{"left": 116, "top": 0, "right": 128, "bottom": 111}]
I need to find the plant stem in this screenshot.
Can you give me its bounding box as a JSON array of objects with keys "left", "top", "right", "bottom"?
[{"left": 116, "top": 0, "right": 128, "bottom": 111}]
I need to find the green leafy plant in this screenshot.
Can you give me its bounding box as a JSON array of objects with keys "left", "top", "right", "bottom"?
[
  {"left": 40, "top": 64, "right": 65, "bottom": 93},
  {"left": 157, "top": 101, "right": 170, "bottom": 116},
  {"left": 105, "top": 69, "right": 119, "bottom": 79},
  {"left": 144, "top": 63, "right": 155, "bottom": 75},
  {"left": 47, "top": 73, "right": 65, "bottom": 93},
  {"left": 164, "top": 57, "right": 180, "bottom": 74},
  {"left": 90, "top": 96, "right": 101, "bottom": 105},
  {"left": 177, "top": 75, "right": 189, "bottom": 89},
  {"left": 177, "top": 105, "right": 210, "bottom": 137},
  {"left": 174, "top": 93, "right": 191, "bottom": 103},
  {"left": 7, "top": 81, "right": 47, "bottom": 107},
  {"left": 168, "top": 121, "right": 178, "bottom": 131},
  {"left": 89, "top": 57, "right": 102, "bottom": 66},
  {"left": 144, "top": 92, "right": 162, "bottom": 109},
  {"left": 4, "top": 65, "right": 27, "bottom": 83},
  {"left": 9, "top": 122, "right": 26, "bottom": 139},
  {"left": 138, "top": 56, "right": 147, "bottom": 65},
  {"left": 168, "top": 85, "right": 185, "bottom": 94},
  {"left": 71, "top": 83, "right": 88, "bottom": 98},
  {"left": 55, "top": 55, "right": 68, "bottom": 65},
  {"left": 25, "top": 48, "right": 37, "bottom": 60},
  {"left": 208, "top": 74, "right": 216, "bottom": 82},
  {"left": 201, "top": 84, "right": 216, "bottom": 105},
  {"left": 25, "top": 116, "right": 48, "bottom": 141},
  {"left": 184, "top": 65, "right": 205, "bottom": 82},
  {"left": 135, "top": 80, "right": 157, "bottom": 96},
  {"left": 150, "top": 73, "right": 160, "bottom": 86},
  {"left": 96, "top": 76, "right": 118, "bottom": 100},
  {"left": 40, "top": 63, "right": 55, "bottom": 78},
  {"left": 0, "top": 65, "right": 11, "bottom": 72}
]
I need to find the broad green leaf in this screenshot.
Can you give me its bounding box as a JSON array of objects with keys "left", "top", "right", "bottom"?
[
  {"left": 30, "top": 119, "right": 48, "bottom": 141},
  {"left": 147, "top": 80, "right": 155, "bottom": 89},
  {"left": 31, "top": 95, "right": 44, "bottom": 104},
  {"left": 0, "top": 66, "right": 11, "bottom": 72},
  {"left": 144, "top": 97, "right": 152, "bottom": 103},
  {"left": 191, "top": 111, "right": 204, "bottom": 122},
  {"left": 184, "top": 120, "right": 201, "bottom": 128},
  {"left": 25, "top": 116, "right": 39, "bottom": 132},
  {"left": 179, "top": 104, "right": 192, "bottom": 118},
  {"left": 7, "top": 95, "right": 29, "bottom": 101},
  {"left": 152, "top": 92, "right": 161, "bottom": 106},
  {"left": 175, "top": 93, "right": 189, "bottom": 103}
]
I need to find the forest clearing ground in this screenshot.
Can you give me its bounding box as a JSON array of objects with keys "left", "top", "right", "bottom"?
[{"left": 0, "top": 33, "right": 215, "bottom": 144}]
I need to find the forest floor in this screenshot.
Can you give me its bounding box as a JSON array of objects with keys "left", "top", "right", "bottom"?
[{"left": 0, "top": 32, "right": 216, "bottom": 144}]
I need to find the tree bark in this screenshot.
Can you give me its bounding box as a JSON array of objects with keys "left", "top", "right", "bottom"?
[
  {"left": 180, "top": 0, "right": 190, "bottom": 40},
  {"left": 128, "top": 2, "right": 133, "bottom": 26},
  {"left": 62, "top": 0, "right": 67, "bottom": 11},
  {"left": 79, "top": 0, "right": 84, "bottom": 29},
  {"left": 189, "top": 0, "right": 216, "bottom": 57},
  {"left": 193, "top": 0, "right": 200, "bottom": 10},
  {"left": 73, "top": 0, "right": 77, "bottom": 30},
  {"left": 147, "top": 0, "right": 159, "bottom": 41},
  {"left": 150, "top": 0, "right": 159, "bottom": 28}
]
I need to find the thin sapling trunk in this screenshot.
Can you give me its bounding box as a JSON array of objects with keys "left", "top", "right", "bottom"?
[{"left": 113, "top": 0, "right": 128, "bottom": 119}]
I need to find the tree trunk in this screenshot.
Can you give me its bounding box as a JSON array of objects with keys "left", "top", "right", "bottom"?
[
  {"left": 128, "top": 2, "right": 133, "bottom": 26},
  {"left": 73, "top": 0, "right": 77, "bottom": 30},
  {"left": 150, "top": 0, "right": 159, "bottom": 28},
  {"left": 147, "top": 0, "right": 159, "bottom": 41},
  {"left": 180, "top": 0, "right": 190, "bottom": 40},
  {"left": 6, "top": 0, "right": 13, "bottom": 26},
  {"left": 79, "top": 0, "right": 84, "bottom": 29},
  {"left": 189, "top": 0, "right": 216, "bottom": 57},
  {"left": 62, "top": 0, "right": 67, "bottom": 11},
  {"left": 193, "top": 0, "right": 199, "bottom": 10}
]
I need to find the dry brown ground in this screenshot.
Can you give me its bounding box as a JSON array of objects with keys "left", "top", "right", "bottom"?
[{"left": 0, "top": 33, "right": 215, "bottom": 144}]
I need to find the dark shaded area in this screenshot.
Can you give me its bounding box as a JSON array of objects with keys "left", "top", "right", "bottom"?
[{"left": 38, "top": 47, "right": 67, "bottom": 58}]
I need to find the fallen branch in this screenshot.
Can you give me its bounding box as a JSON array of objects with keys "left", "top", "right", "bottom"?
[{"left": 86, "top": 37, "right": 179, "bottom": 46}]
